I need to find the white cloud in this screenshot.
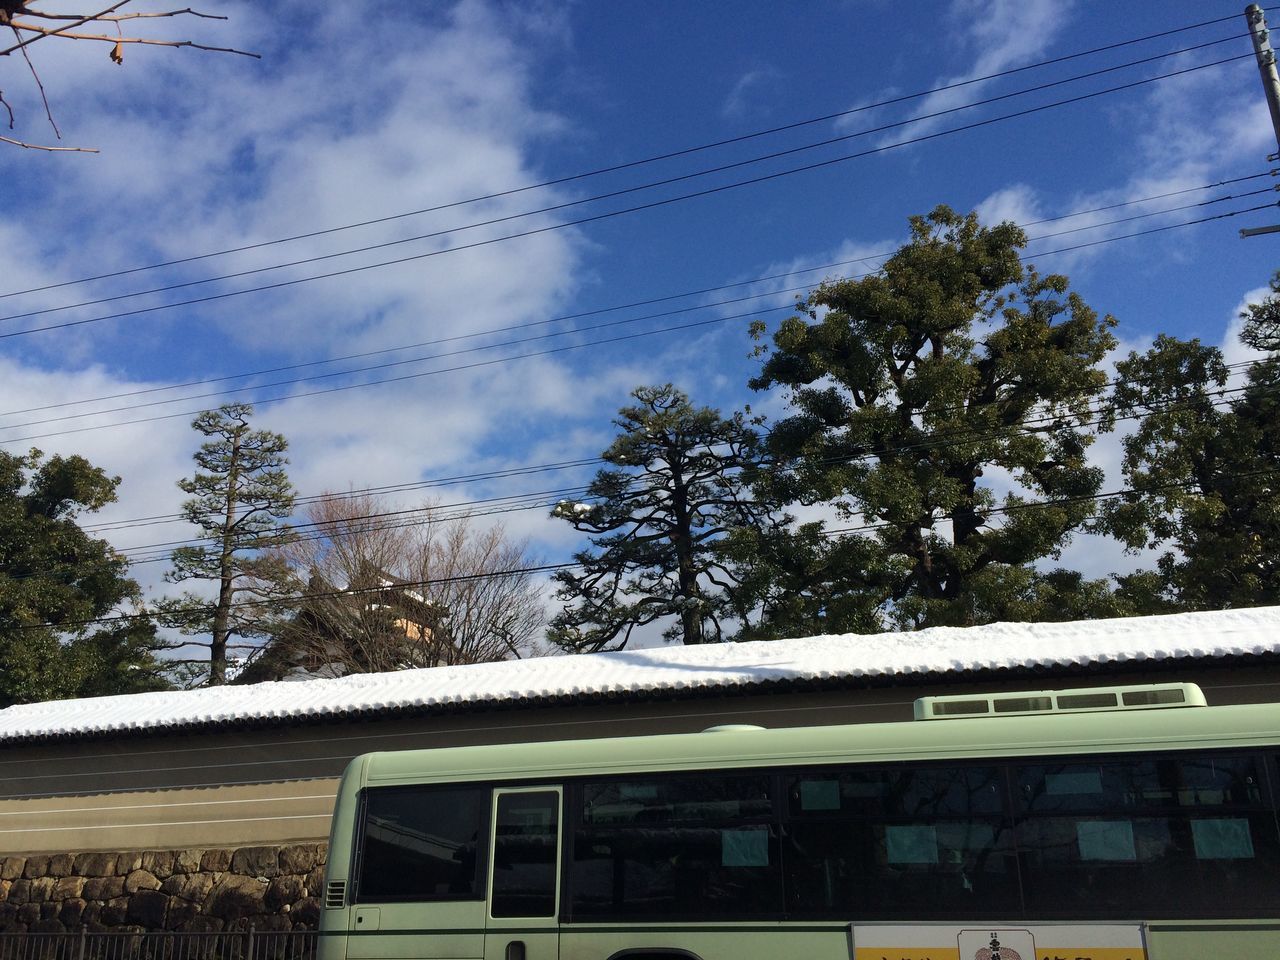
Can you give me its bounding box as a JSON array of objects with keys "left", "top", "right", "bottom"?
[
  {"left": 861, "top": 0, "right": 1075, "bottom": 145},
  {"left": 722, "top": 67, "right": 782, "bottom": 119}
]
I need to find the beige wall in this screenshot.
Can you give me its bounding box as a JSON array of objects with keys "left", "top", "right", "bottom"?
[{"left": 5, "top": 662, "right": 1279, "bottom": 856}]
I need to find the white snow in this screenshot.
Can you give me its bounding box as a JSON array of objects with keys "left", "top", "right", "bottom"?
[{"left": 2, "top": 606, "right": 1279, "bottom": 742}]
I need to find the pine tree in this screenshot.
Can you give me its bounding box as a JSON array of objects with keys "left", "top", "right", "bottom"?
[
  {"left": 749, "top": 205, "right": 1118, "bottom": 630},
  {"left": 0, "top": 448, "right": 169, "bottom": 706},
  {"left": 1105, "top": 329, "right": 1280, "bottom": 609},
  {"left": 160, "top": 403, "right": 296, "bottom": 685},
  {"left": 548, "top": 384, "right": 775, "bottom": 652}
]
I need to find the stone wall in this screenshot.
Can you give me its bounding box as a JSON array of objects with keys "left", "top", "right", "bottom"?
[{"left": 0, "top": 843, "right": 326, "bottom": 933}]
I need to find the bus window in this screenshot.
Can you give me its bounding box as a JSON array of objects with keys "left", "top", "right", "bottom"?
[
  {"left": 491, "top": 791, "right": 560, "bottom": 918},
  {"left": 782, "top": 764, "right": 1017, "bottom": 920},
  {"left": 1014, "top": 752, "right": 1280, "bottom": 919},
  {"left": 570, "top": 773, "right": 779, "bottom": 919},
  {"left": 355, "top": 785, "right": 488, "bottom": 902},
  {"left": 1014, "top": 754, "right": 1265, "bottom": 815}
]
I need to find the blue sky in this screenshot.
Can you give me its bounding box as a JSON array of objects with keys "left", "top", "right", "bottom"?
[{"left": 0, "top": 0, "right": 1276, "bottom": 637}]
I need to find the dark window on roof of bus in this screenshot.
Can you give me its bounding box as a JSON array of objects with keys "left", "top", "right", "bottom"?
[
  {"left": 1014, "top": 754, "right": 1266, "bottom": 814},
  {"left": 355, "top": 785, "right": 488, "bottom": 903},
  {"left": 786, "top": 764, "right": 1004, "bottom": 818},
  {"left": 582, "top": 774, "right": 773, "bottom": 824}
]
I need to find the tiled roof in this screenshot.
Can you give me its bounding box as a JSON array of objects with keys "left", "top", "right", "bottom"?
[{"left": 2, "top": 606, "right": 1277, "bottom": 743}]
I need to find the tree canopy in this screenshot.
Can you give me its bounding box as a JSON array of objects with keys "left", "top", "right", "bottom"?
[
  {"left": 1105, "top": 328, "right": 1280, "bottom": 610},
  {"left": 240, "top": 492, "right": 544, "bottom": 682},
  {"left": 749, "top": 205, "right": 1119, "bottom": 630},
  {"left": 160, "top": 403, "right": 296, "bottom": 686},
  {"left": 0, "top": 448, "right": 168, "bottom": 706},
  {"left": 548, "top": 384, "right": 775, "bottom": 651}
]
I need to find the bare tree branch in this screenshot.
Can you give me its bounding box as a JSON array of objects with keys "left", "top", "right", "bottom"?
[
  {"left": 0, "top": 1, "right": 132, "bottom": 57},
  {"left": 20, "top": 8, "right": 226, "bottom": 23},
  {"left": 11, "top": 23, "right": 56, "bottom": 137},
  {"left": 0, "top": 131, "right": 96, "bottom": 150},
  {"left": 1, "top": 1, "right": 256, "bottom": 151},
  {"left": 6, "top": 27, "right": 258, "bottom": 59}
]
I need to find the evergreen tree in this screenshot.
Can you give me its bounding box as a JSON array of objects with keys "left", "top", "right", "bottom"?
[
  {"left": 1241, "top": 270, "right": 1280, "bottom": 352},
  {"left": 0, "top": 448, "right": 169, "bottom": 706},
  {"left": 749, "top": 205, "right": 1118, "bottom": 630},
  {"left": 548, "top": 384, "right": 774, "bottom": 652},
  {"left": 160, "top": 403, "right": 296, "bottom": 685},
  {"left": 1105, "top": 329, "right": 1280, "bottom": 609}
]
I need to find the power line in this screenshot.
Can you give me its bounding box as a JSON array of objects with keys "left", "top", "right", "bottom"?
[
  {"left": 70, "top": 360, "right": 1280, "bottom": 566},
  {"left": 8, "top": 168, "right": 1270, "bottom": 424},
  {"left": 0, "top": 49, "right": 1255, "bottom": 342},
  {"left": 83, "top": 457, "right": 606, "bottom": 533},
  {"left": 0, "top": 11, "right": 1251, "bottom": 304},
  {"left": 18, "top": 462, "right": 1280, "bottom": 635},
  {"left": 6, "top": 185, "right": 1270, "bottom": 437},
  {"left": 2, "top": 33, "right": 1249, "bottom": 330},
  {"left": 1, "top": 196, "right": 1271, "bottom": 447}
]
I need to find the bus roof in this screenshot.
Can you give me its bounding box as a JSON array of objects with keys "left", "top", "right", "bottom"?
[{"left": 356, "top": 697, "right": 1280, "bottom": 787}]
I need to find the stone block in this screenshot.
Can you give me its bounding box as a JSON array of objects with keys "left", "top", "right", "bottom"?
[
  {"left": 53, "top": 876, "right": 86, "bottom": 900},
  {"left": 126, "top": 889, "right": 168, "bottom": 928},
  {"left": 74, "top": 853, "right": 118, "bottom": 877},
  {"left": 39, "top": 902, "right": 59, "bottom": 921},
  {"left": 28, "top": 877, "right": 56, "bottom": 902},
  {"left": 230, "top": 846, "right": 279, "bottom": 879},
  {"left": 279, "top": 844, "right": 324, "bottom": 875},
  {"left": 291, "top": 897, "right": 321, "bottom": 928},
  {"left": 116, "top": 853, "right": 143, "bottom": 874},
  {"left": 174, "top": 849, "right": 202, "bottom": 875},
  {"left": 0, "top": 902, "right": 16, "bottom": 926},
  {"left": 16, "top": 902, "right": 39, "bottom": 925},
  {"left": 304, "top": 867, "right": 325, "bottom": 898},
  {"left": 179, "top": 915, "right": 224, "bottom": 933},
  {"left": 83, "top": 876, "right": 125, "bottom": 901},
  {"left": 141, "top": 851, "right": 176, "bottom": 879},
  {"left": 59, "top": 898, "right": 86, "bottom": 927},
  {"left": 265, "top": 875, "right": 304, "bottom": 911},
  {"left": 7, "top": 879, "right": 30, "bottom": 904},
  {"left": 31, "top": 918, "right": 64, "bottom": 933},
  {"left": 1, "top": 858, "right": 25, "bottom": 881},
  {"left": 0, "top": 879, "right": 9, "bottom": 902},
  {"left": 200, "top": 849, "right": 232, "bottom": 872},
  {"left": 165, "top": 899, "right": 200, "bottom": 930},
  {"left": 204, "top": 875, "right": 267, "bottom": 921},
  {"left": 124, "top": 869, "right": 161, "bottom": 894},
  {"left": 161, "top": 872, "right": 214, "bottom": 903},
  {"left": 46, "top": 854, "right": 74, "bottom": 878},
  {"left": 100, "top": 898, "right": 129, "bottom": 926},
  {"left": 251, "top": 914, "right": 292, "bottom": 932},
  {"left": 22, "top": 856, "right": 49, "bottom": 879}
]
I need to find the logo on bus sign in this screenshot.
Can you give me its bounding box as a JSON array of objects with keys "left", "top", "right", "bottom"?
[{"left": 849, "top": 923, "right": 1147, "bottom": 960}]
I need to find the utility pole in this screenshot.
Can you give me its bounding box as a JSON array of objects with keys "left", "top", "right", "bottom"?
[{"left": 1243, "top": 4, "right": 1280, "bottom": 237}]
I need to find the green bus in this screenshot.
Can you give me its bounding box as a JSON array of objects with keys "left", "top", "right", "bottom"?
[{"left": 317, "top": 682, "right": 1280, "bottom": 960}]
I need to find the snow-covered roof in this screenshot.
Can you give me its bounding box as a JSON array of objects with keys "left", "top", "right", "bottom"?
[{"left": 3, "top": 606, "right": 1279, "bottom": 744}]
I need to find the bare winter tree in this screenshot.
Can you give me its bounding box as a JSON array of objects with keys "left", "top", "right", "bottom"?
[
  {"left": 240, "top": 493, "right": 548, "bottom": 681},
  {"left": 0, "top": 0, "right": 257, "bottom": 152}
]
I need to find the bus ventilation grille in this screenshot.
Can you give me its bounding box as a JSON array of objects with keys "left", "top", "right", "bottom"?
[
  {"left": 325, "top": 881, "right": 346, "bottom": 908},
  {"left": 913, "top": 682, "right": 1207, "bottom": 720}
]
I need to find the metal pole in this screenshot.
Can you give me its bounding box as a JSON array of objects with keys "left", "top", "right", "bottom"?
[{"left": 1247, "top": 4, "right": 1280, "bottom": 159}]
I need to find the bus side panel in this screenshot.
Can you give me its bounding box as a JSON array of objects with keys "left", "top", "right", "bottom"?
[
  {"left": 319, "top": 756, "right": 369, "bottom": 960},
  {"left": 346, "top": 900, "right": 486, "bottom": 960},
  {"left": 1146, "top": 923, "right": 1280, "bottom": 960},
  {"left": 560, "top": 926, "right": 847, "bottom": 960}
]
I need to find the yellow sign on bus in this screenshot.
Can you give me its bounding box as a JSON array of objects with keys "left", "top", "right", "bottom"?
[{"left": 850, "top": 923, "right": 1147, "bottom": 960}]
